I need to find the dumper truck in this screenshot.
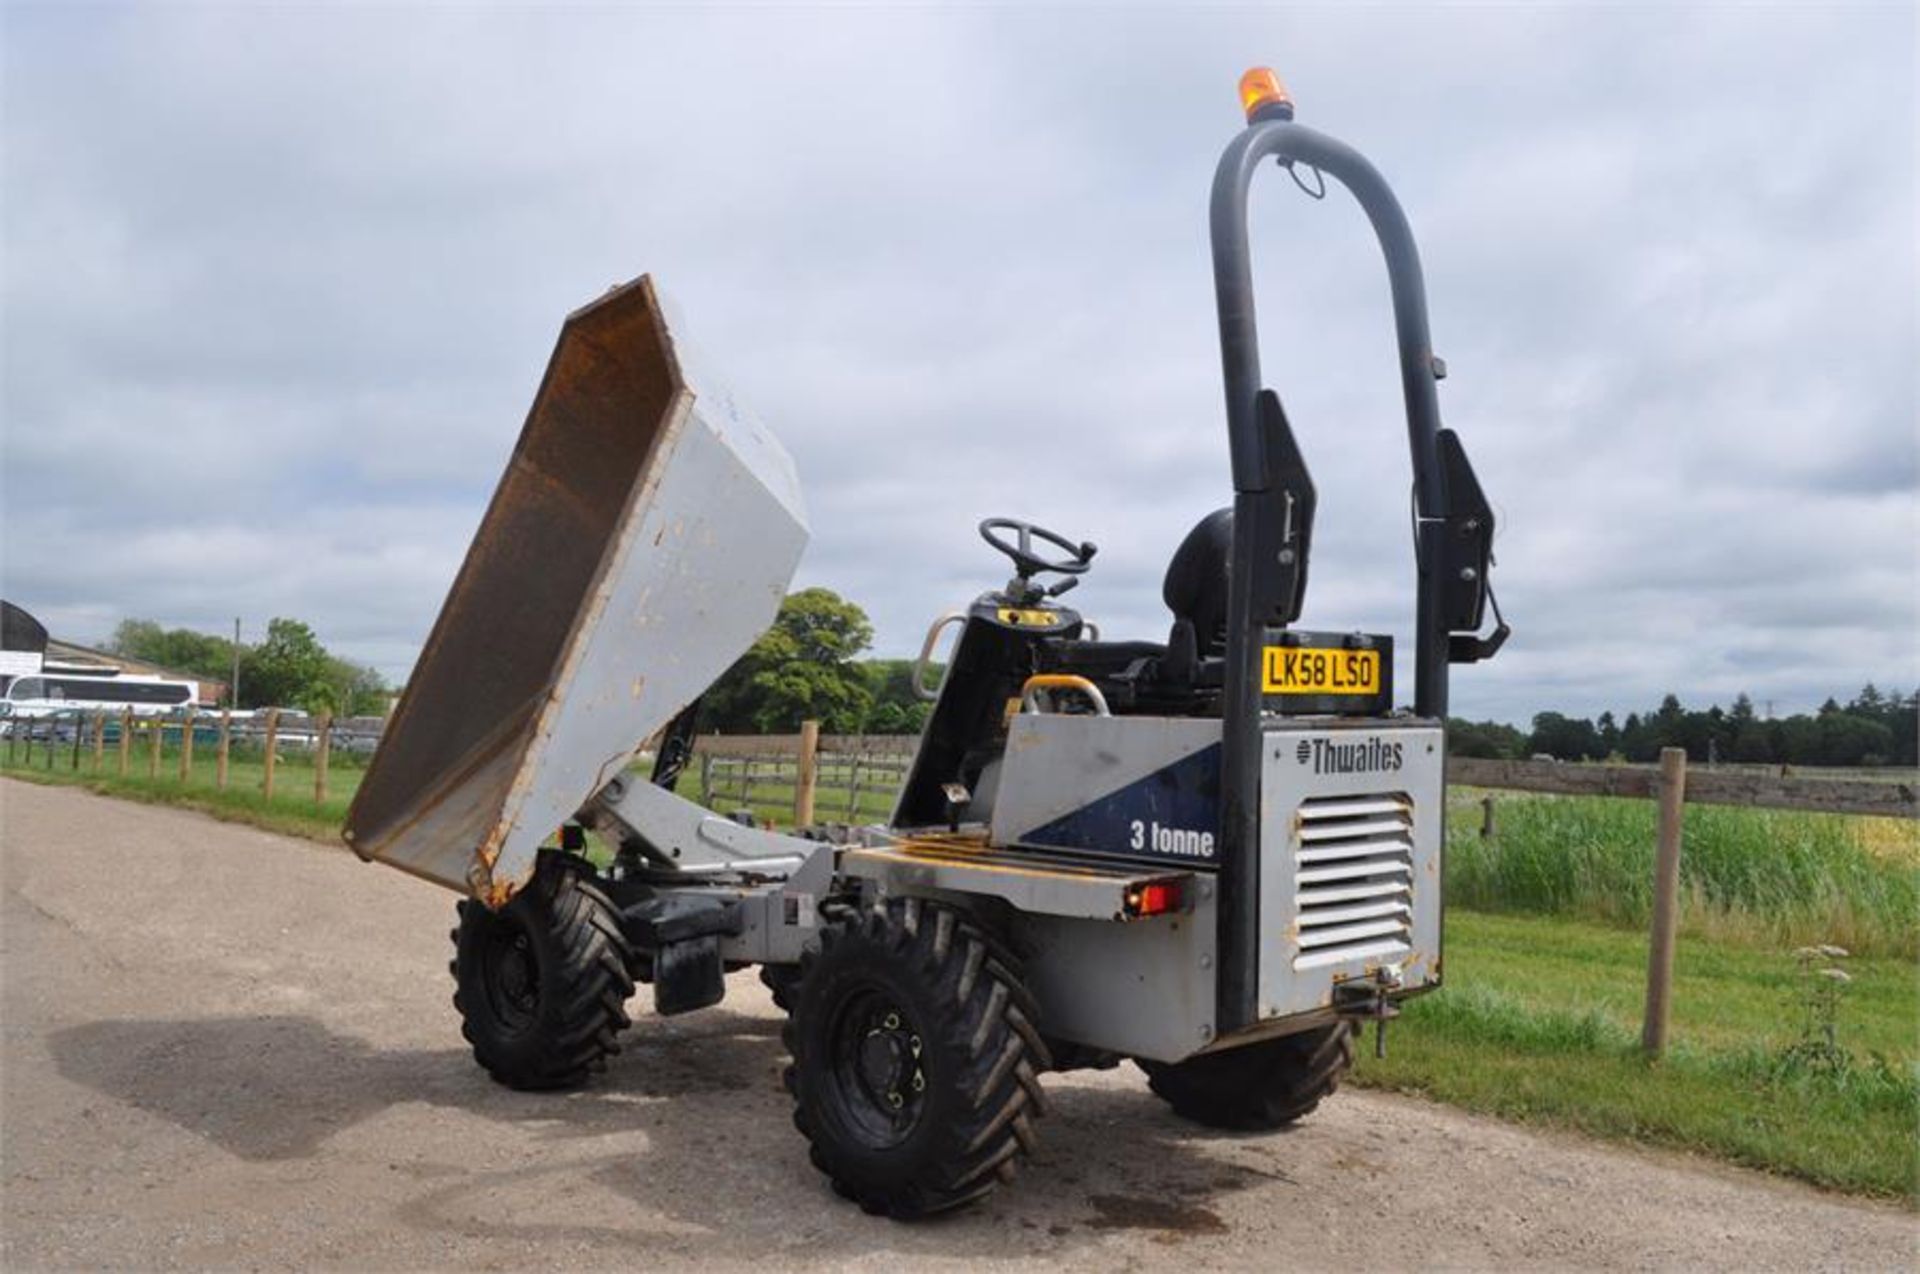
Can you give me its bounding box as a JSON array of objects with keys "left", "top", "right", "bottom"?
[{"left": 343, "top": 66, "right": 1508, "bottom": 1217}]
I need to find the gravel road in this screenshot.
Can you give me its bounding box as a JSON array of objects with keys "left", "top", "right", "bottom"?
[{"left": 1, "top": 778, "right": 1912, "bottom": 1271}]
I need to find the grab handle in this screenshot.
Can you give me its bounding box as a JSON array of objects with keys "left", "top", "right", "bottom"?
[
  {"left": 912, "top": 612, "right": 967, "bottom": 701},
  {"left": 1018, "top": 674, "right": 1110, "bottom": 717}
]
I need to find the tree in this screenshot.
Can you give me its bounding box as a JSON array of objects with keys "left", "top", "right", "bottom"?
[
  {"left": 1816, "top": 713, "right": 1893, "bottom": 767},
  {"left": 1474, "top": 684, "right": 1914, "bottom": 769},
  {"left": 1528, "top": 712, "right": 1601, "bottom": 761},
  {"left": 701, "top": 588, "right": 875, "bottom": 734},
  {"left": 326, "top": 655, "right": 390, "bottom": 717},
  {"left": 1618, "top": 712, "right": 1656, "bottom": 762},
  {"left": 1448, "top": 718, "right": 1527, "bottom": 759},
  {"left": 107, "top": 615, "right": 384, "bottom": 712},
  {"left": 862, "top": 659, "right": 932, "bottom": 736},
  {"left": 108, "top": 619, "right": 236, "bottom": 683},
  {"left": 1897, "top": 689, "right": 1920, "bottom": 767},
  {"left": 1731, "top": 701, "right": 1773, "bottom": 762},
  {"left": 239, "top": 618, "right": 332, "bottom": 711},
  {"left": 1596, "top": 711, "right": 1620, "bottom": 757},
  {"left": 777, "top": 588, "right": 874, "bottom": 665}
]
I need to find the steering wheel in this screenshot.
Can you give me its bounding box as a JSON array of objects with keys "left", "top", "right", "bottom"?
[{"left": 978, "top": 517, "right": 1097, "bottom": 581}]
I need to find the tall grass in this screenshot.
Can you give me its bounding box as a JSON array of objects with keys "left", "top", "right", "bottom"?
[{"left": 1448, "top": 793, "right": 1918, "bottom": 958}]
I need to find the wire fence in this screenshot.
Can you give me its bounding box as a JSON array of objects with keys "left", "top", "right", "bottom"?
[
  {"left": 691, "top": 736, "right": 921, "bottom": 825},
  {"left": 0, "top": 706, "right": 377, "bottom": 803},
  {"left": 7, "top": 710, "right": 1911, "bottom": 827}
]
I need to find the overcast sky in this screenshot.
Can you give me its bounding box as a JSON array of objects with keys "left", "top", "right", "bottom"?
[{"left": 3, "top": 2, "right": 1914, "bottom": 724}]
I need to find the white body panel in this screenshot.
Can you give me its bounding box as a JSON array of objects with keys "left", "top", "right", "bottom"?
[{"left": 1258, "top": 720, "right": 1444, "bottom": 1018}]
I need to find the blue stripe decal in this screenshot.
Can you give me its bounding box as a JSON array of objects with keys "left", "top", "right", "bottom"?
[{"left": 1019, "top": 743, "right": 1221, "bottom": 865}]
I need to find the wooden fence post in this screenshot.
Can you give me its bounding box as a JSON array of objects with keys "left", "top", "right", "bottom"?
[
  {"left": 1480, "top": 794, "right": 1496, "bottom": 839},
  {"left": 179, "top": 711, "right": 196, "bottom": 782},
  {"left": 314, "top": 710, "right": 332, "bottom": 804},
  {"left": 846, "top": 754, "right": 863, "bottom": 821},
  {"left": 91, "top": 712, "right": 106, "bottom": 772},
  {"left": 1642, "top": 746, "right": 1688, "bottom": 1057},
  {"left": 794, "top": 720, "right": 820, "bottom": 829},
  {"left": 117, "top": 709, "right": 132, "bottom": 776},
  {"left": 699, "top": 752, "right": 713, "bottom": 808},
  {"left": 261, "top": 708, "right": 281, "bottom": 800},
  {"left": 69, "top": 714, "right": 83, "bottom": 770},
  {"left": 146, "top": 716, "right": 163, "bottom": 778},
  {"left": 216, "top": 710, "right": 232, "bottom": 790}
]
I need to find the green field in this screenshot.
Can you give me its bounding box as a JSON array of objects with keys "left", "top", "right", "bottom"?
[
  {"left": 1352, "top": 909, "right": 1917, "bottom": 1200},
  {"left": 5, "top": 744, "right": 1913, "bottom": 1198}
]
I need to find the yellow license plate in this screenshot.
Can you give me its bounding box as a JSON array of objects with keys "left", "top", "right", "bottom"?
[{"left": 1262, "top": 646, "right": 1381, "bottom": 696}]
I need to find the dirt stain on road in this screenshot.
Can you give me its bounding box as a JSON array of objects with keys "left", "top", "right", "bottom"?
[{"left": 1085, "top": 1193, "right": 1228, "bottom": 1236}]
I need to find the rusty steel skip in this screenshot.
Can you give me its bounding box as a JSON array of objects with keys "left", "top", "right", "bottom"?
[{"left": 342, "top": 277, "right": 807, "bottom": 905}]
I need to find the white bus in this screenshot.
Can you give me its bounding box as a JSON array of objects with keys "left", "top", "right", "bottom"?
[{"left": 0, "top": 672, "right": 197, "bottom": 721}]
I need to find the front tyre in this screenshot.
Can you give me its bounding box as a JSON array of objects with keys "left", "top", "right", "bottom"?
[
  {"left": 1136, "top": 1022, "right": 1355, "bottom": 1130},
  {"left": 784, "top": 898, "right": 1050, "bottom": 1218},
  {"left": 451, "top": 858, "right": 636, "bottom": 1091}
]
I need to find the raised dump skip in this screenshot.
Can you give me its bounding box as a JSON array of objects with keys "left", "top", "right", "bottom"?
[{"left": 343, "top": 277, "right": 808, "bottom": 903}]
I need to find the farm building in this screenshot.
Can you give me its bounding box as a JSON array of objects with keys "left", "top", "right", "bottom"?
[{"left": 1, "top": 601, "right": 230, "bottom": 704}]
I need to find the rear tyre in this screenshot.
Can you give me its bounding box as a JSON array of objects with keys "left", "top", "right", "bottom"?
[
  {"left": 451, "top": 858, "right": 636, "bottom": 1091},
  {"left": 784, "top": 898, "right": 1050, "bottom": 1218},
  {"left": 1136, "top": 1022, "right": 1355, "bottom": 1130}
]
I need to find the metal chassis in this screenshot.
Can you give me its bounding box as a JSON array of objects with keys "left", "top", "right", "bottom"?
[
  {"left": 586, "top": 776, "right": 1198, "bottom": 959},
  {"left": 579, "top": 774, "right": 1231, "bottom": 1060}
]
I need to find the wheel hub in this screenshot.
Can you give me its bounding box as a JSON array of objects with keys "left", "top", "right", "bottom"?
[
  {"left": 484, "top": 929, "right": 540, "bottom": 1027},
  {"left": 830, "top": 993, "right": 926, "bottom": 1140}
]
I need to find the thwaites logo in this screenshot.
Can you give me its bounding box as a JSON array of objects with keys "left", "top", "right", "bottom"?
[{"left": 1295, "top": 736, "right": 1405, "bottom": 774}]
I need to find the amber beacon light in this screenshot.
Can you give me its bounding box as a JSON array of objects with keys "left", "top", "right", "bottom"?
[{"left": 1238, "top": 66, "right": 1295, "bottom": 123}]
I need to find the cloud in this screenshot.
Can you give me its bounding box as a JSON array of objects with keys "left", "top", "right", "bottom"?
[{"left": 3, "top": 4, "right": 1913, "bottom": 726}]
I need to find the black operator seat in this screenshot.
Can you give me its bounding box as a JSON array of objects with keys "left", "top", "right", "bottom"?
[
  {"left": 1157, "top": 507, "right": 1232, "bottom": 682},
  {"left": 1038, "top": 508, "right": 1232, "bottom": 713}
]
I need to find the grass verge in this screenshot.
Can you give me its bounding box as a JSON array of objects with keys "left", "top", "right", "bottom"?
[
  {"left": 1352, "top": 909, "right": 1919, "bottom": 1201},
  {"left": 1, "top": 752, "right": 356, "bottom": 843}
]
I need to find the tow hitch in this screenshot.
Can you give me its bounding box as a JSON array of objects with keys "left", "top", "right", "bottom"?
[{"left": 1334, "top": 965, "right": 1404, "bottom": 1059}]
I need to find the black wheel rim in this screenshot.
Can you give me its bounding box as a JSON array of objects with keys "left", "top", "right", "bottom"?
[
  {"left": 826, "top": 984, "right": 927, "bottom": 1148},
  {"left": 481, "top": 925, "right": 540, "bottom": 1033}
]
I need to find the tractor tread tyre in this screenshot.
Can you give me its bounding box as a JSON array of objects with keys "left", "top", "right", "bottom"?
[
  {"left": 451, "top": 860, "right": 636, "bottom": 1092},
  {"left": 784, "top": 898, "right": 1050, "bottom": 1219},
  {"left": 1137, "top": 1022, "right": 1355, "bottom": 1131},
  {"left": 760, "top": 964, "right": 800, "bottom": 1014}
]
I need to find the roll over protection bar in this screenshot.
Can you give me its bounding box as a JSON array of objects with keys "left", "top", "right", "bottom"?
[{"left": 1208, "top": 99, "right": 1481, "bottom": 1034}]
